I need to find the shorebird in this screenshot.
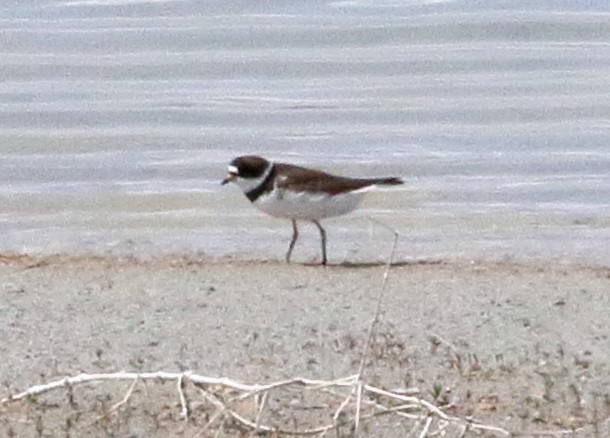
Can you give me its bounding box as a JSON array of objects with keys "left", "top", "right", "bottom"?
[{"left": 222, "top": 155, "right": 403, "bottom": 264}]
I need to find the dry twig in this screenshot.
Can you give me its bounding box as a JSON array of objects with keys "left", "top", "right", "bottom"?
[{"left": 1, "top": 371, "right": 510, "bottom": 436}]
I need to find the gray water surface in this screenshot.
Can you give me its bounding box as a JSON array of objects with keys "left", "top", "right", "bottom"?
[{"left": 1, "top": 0, "right": 609, "bottom": 265}]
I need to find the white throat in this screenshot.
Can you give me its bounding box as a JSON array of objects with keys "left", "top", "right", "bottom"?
[{"left": 234, "top": 162, "right": 274, "bottom": 194}]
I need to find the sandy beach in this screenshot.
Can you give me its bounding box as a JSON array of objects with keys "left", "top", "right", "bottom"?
[{"left": 1, "top": 253, "right": 609, "bottom": 436}]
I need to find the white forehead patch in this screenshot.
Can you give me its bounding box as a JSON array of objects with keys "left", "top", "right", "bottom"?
[{"left": 228, "top": 165, "right": 239, "bottom": 174}]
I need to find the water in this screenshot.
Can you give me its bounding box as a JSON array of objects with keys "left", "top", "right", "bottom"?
[{"left": 1, "top": 0, "right": 609, "bottom": 265}]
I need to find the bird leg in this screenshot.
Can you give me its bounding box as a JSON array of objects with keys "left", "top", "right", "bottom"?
[
  {"left": 312, "top": 220, "right": 327, "bottom": 265},
  {"left": 286, "top": 219, "right": 299, "bottom": 263}
]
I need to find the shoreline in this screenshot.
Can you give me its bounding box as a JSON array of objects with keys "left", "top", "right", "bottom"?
[{"left": 1, "top": 250, "right": 609, "bottom": 273}]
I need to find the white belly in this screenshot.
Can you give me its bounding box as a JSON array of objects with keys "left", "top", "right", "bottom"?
[{"left": 254, "top": 189, "right": 365, "bottom": 220}]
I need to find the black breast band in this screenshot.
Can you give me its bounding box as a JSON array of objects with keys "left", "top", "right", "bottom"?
[{"left": 245, "top": 165, "right": 276, "bottom": 202}]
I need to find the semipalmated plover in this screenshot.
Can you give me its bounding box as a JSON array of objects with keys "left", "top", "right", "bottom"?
[{"left": 222, "top": 155, "right": 403, "bottom": 265}]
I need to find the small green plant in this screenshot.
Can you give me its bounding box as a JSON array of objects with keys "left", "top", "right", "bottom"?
[
  {"left": 128, "top": 356, "right": 146, "bottom": 371},
  {"left": 430, "top": 382, "right": 443, "bottom": 402}
]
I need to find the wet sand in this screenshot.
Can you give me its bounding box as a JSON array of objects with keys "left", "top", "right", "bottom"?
[{"left": 1, "top": 254, "right": 609, "bottom": 436}]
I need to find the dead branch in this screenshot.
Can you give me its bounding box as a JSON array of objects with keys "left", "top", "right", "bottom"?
[{"left": 1, "top": 371, "right": 510, "bottom": 436}]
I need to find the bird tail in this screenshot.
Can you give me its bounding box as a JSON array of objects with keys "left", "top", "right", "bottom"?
[{"left": 372, "top": 177, "right": 403, "bottom": 186}]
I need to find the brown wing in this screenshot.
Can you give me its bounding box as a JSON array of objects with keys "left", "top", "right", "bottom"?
[{"left": 274, "top": 163, "right": 402, "bottom": 195}]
